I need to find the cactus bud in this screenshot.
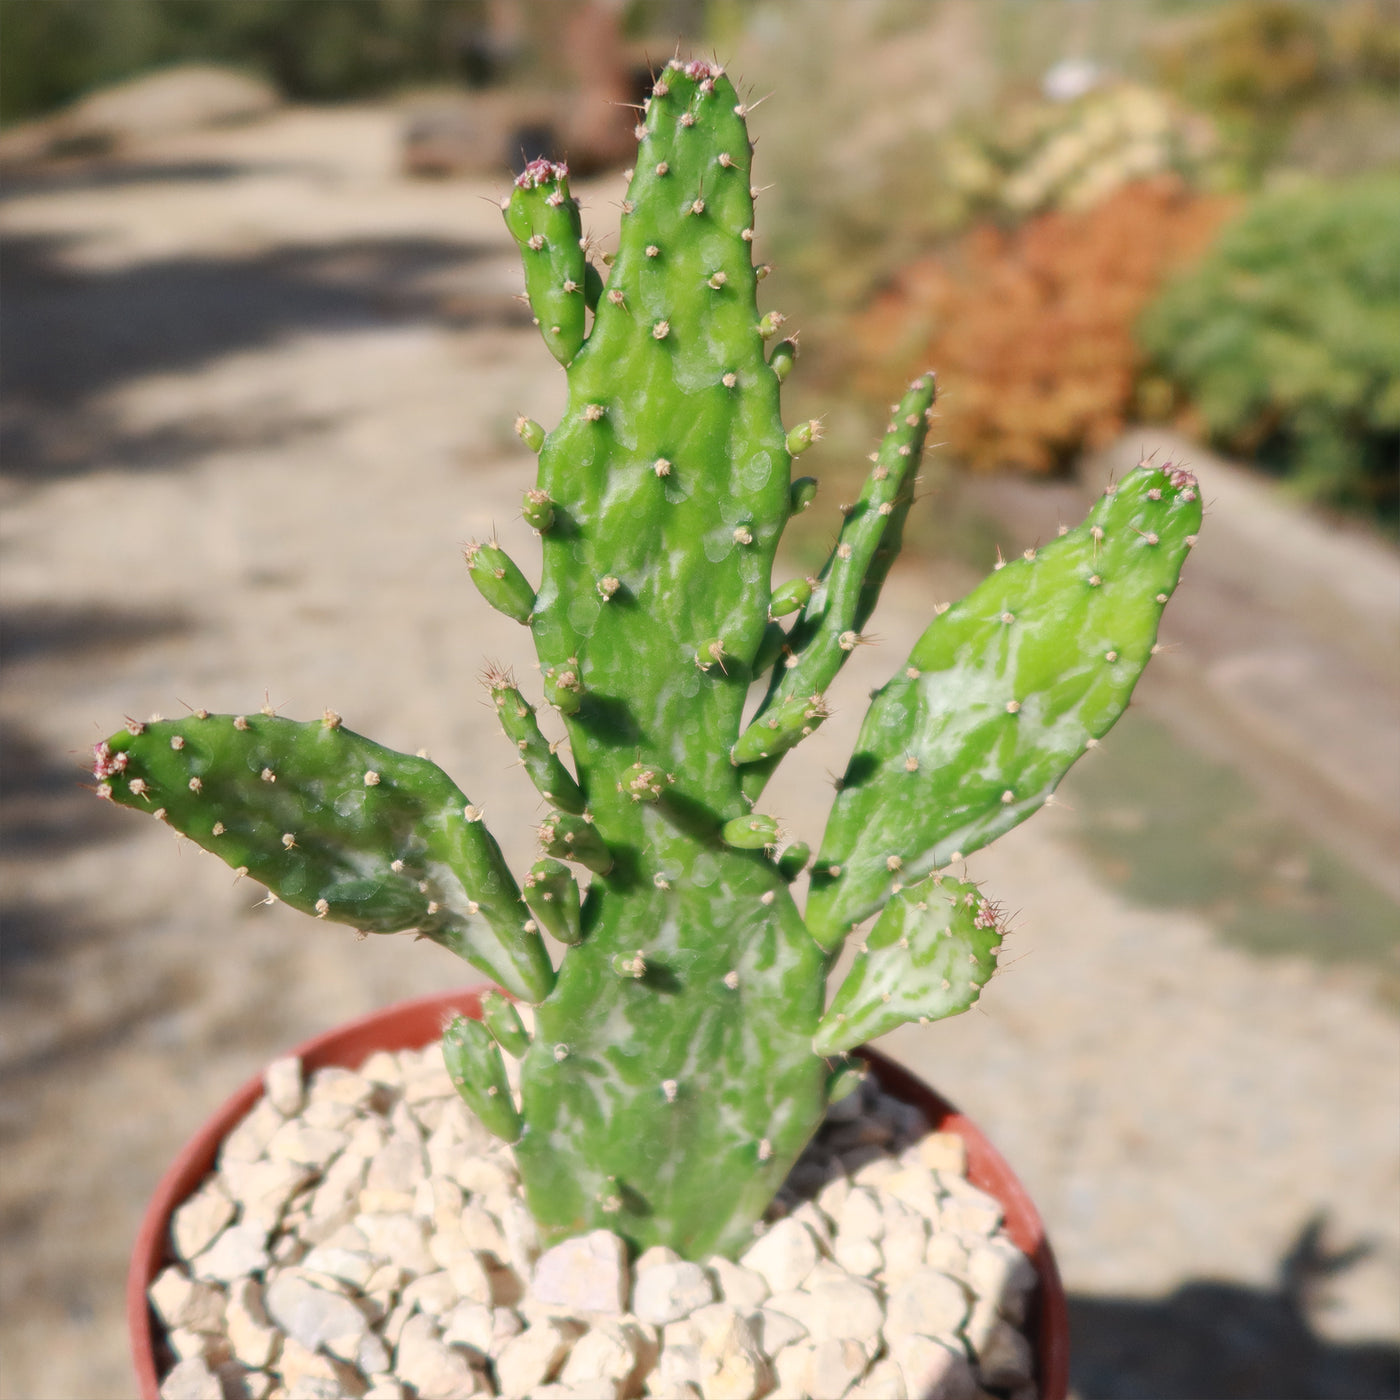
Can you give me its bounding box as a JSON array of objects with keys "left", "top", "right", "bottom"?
[
  {"left": 769, "top": 578, "right": 812, "bottom": 617},
  {"left": 523, "top": 857, "right": 582, "bottom": 945},
  {"left": 786, "top": 419, "right": 823, "bottom": 456},
  {"left": 515, "top": 416, "right": 546, "bottom": 452},
  {"left": 722, "top": 812, "right": 780, "bottom": 849},
  {"left": 522, "top": 487, "right": 555, "bottom": 531},
  {"left": 777, "top": 842, "right": 811, "bottom": 882},
  {"left": 788, "top": 477, "right": 818, "bottom": 515},
  {"left": 479, "top": 989, "right": 531, "bottom": 1058},
  {"left": 465, "top": 541, "right": 536, "bottom": 625},
  {"left": 543, "top": 662, "right": 584, "bottom": 715},
  {"left": 752, "top": 621, "right": 787, "bottom": 675},
  {"left": 539, "top": 811, "right": 613, "bottom": 874},
  {"left": 442, "top": 1014, "right": 522, "bottom": 1143},
  {"left": 769, "top": 337, "right": 799, "bottom": 383}
]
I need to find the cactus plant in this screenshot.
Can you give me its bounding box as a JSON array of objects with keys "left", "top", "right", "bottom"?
[{"left": 94, "top": 59, "right": 1201, "bottom": 1262}]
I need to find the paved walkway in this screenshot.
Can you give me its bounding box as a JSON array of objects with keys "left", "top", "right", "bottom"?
[{"left": 1, "top": 106, "right": 1395, "bottom": 1398}]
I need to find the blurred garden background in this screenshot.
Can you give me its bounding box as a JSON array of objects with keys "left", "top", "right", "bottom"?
[{"left": 1, "top": 1, "right": 1397, "bottom": 1396}]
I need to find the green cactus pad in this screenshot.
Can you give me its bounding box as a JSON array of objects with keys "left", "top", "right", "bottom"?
[
  {"left": 511, "top": 58, "right": 829, "bottom": 1258},
  {"left": 813, "top": 875, "right": 1003, "bottom": 1055},
  {"left": 93, "top": 713, "right": 553, "bottom": 1002},
  {"left": 97, "top": 53, "right": 1202, "bottom": 1267},
  {"left": 806, "top": 462, "right": 1202, "bottom": 942},
  {"left": 443, "top": 1014, "right": 523, "bottom": 1142}
]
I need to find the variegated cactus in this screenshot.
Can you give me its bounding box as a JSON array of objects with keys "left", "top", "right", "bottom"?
[{"left": 94, "top": 59, "right": 1201, "bottom": 1260}]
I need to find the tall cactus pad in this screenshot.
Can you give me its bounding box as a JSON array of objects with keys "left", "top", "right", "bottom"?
[
  {"left": 94, "top": 714, "right": 552, "bottom": 1003},
  {"left": 512, "top": 59, "right": 828, "bottom": 1258},
  {"left": 806, "top": 462, "right": 1202, "bottom": 941},
  {"left": 814, "top": 874, "right": 1004, "bottom": 1055}
]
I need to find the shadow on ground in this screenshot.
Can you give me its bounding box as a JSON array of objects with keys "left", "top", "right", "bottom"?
[
  {"left": 0, "top": 158, "right": 320, "bottom": 200},
  {"left": 0, "top": 230, "right": 529, "bottom": 482},
  {"left": 1068, "top": 1217, "right": 1400, "bottom": 1399}
]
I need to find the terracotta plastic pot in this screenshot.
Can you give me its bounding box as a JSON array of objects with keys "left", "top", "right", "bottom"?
[{"left": 131, "top": 989, "right": 1070, "bottom": 1398}]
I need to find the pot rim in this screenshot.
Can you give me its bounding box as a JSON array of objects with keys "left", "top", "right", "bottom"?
[{"left": 130, "top": 987, "right": 1069, "bottom": 1398}]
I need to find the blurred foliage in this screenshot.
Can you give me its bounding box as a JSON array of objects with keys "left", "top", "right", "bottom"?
[
  {"left": 849, "top": 176, "right": 1234, "bottom": 474},
  {"left": 1138, "top": 174, "right": 1400, "bottom": 524},
  {"left": 0, "top": 0, "right": 498, "bottom": 122},
  {"left": 1153, "top": 0, "right": 1400, "bottom": 179},
  {"left": 938, "top": 81, "right": 1219, "bottom": 223},
  {"left": 0, "top": 0, "right": 704, "bottom": 125}
]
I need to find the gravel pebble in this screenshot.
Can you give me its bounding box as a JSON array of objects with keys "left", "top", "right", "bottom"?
[
  {"left": 532, "top": 1229, "right": 630, "bottom": 1315},
  {"left": 632, "top": 1260, "right": 716, "bottom": 1324},
  {"left": 158, "top": 1356, "right": 222, "bottom": 1400},
  {"left": 171, "top": 1180, "right": 237, "bottom": 1262},
  {"left": 148, "top": 1047, "right": 1041, "bottom": 1397}
]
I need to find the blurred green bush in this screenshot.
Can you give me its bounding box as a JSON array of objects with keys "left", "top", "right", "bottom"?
[
  {"left": 0, "top": 0, "right": 699, "bottom": 125},
  {"left": 1138, "top": 174, "right": 1400, "bottom": 524},
  {"left": 1153, "top": 0, "right": 1400, "bottom": 181},
  {"left": 0, "top": 0, "right": 498, "bottom": 123}
]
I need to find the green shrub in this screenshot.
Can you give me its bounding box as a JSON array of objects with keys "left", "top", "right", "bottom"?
[{"left": 1138, "top": 174, "right": 1400, "bottom": 524}]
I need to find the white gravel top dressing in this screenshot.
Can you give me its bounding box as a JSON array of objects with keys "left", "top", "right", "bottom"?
[{"left": 150, "top": 1043, "right": 1039, "bottom": 1400}]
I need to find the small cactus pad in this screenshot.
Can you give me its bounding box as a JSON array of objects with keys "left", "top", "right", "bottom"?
[
  {"left": 479, "top": 989, "right": 531, "bottom": 1058},
  {"left": 806, "top": 462, "right": 1202, "bottom": 942},
  {"left": 503, "top": 160, "right": 589, "bottom": 366},
  {"left": 465, "top": 541, "right": 536, "bottom": 625},
  {"left": 522, "top": 857, "right": 583, "bottom": 945},
  {"left": 94, "top": 714, "right": 553, "bottom": 1002},
  {"left": 443, "top": 1013, "right": 523, "bottom": 1142},
  {"left": 813, "top": 875, "right": 1004, "bottom": 1055},
  {"left": 485, "top": 669, "right": 586, "bottom": 813}
]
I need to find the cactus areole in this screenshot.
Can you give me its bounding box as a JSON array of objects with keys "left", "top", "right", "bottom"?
[{"left": 95, "top": 60, "right": 1201, "bottom": 1262}]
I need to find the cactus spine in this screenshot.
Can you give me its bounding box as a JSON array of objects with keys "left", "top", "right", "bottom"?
[{"left": 96, "top": 59, "right": 1201, "bottom": 1260}]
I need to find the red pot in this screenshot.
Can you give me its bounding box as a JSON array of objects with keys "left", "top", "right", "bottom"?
[{"left": 131, "top": 989, "right": 1069, "bottom": 1398}]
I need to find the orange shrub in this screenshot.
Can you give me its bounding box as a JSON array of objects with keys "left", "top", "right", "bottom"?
[{"left": 852, "top": 177, "right": 1235, "bottom": 473}]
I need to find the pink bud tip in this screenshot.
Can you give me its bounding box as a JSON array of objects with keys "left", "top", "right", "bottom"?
[{"left": 514, "top": 158, "right": 569, "bottom": 190}]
